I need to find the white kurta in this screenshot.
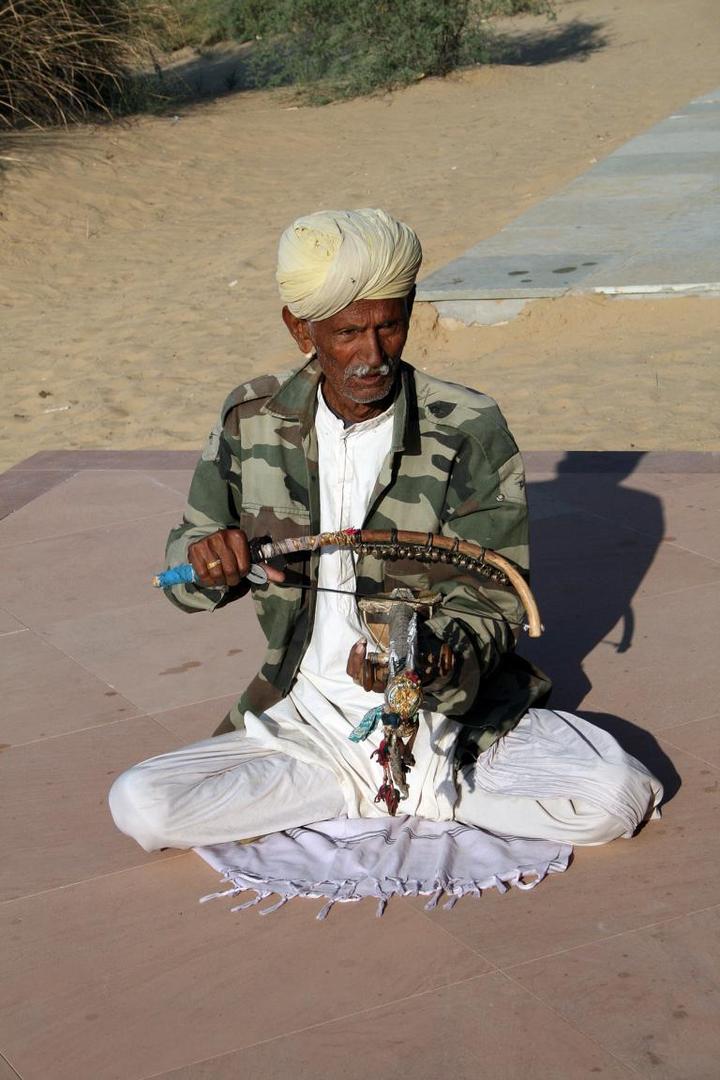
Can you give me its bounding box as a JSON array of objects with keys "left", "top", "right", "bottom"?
[{"left": 243, "top": 388, "right": 460, "bottom": 819}]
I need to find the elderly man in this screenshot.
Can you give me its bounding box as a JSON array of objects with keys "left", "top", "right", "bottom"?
[{"left": 110, "top": 208, "right": 661, "bottom": 853}]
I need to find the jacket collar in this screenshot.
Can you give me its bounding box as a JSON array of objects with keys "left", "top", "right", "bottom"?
[{"left": 264, "top": 357, "right": 414, "bottom": 452}]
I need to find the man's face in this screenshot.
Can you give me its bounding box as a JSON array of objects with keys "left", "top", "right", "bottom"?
[{"left": 283, "top": 296, "right": 412, "bottom": 420}]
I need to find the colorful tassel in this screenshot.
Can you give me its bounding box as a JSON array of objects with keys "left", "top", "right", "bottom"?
[{"left": 348, "top": 705, "right": 383, "bottom": 743}]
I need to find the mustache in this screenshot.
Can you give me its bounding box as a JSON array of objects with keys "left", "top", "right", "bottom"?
[{"left": 344, "top": 358, "right": 397, "bottom": 380}]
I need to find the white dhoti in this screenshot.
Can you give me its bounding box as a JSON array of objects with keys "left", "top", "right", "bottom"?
[
  {"left": 109, "top": 707, "right": 662, "bottom": 853},
  {"left": 111, "top": 392, "right": 662, "bottom": 858}
]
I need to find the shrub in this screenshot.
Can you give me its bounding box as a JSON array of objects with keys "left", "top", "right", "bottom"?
[
  {"left": 0, "top": 0, "right": 168, "bottom": 128},
  {"left": 212, "top": 0, "right": 555, "bottom": 102},
  {"left": 0, "top": 0, "right": 556, "bottom": 128}
]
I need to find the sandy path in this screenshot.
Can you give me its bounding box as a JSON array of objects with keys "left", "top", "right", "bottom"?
[{"left": 1, "top": 0, "right": 719, "bottom": 469}]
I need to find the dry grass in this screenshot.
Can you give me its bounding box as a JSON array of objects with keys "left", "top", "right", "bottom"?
[{"left": 0, "top": 0, "right": 172, "bottom": 128}]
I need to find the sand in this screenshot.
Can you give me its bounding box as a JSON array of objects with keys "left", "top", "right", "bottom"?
[{"left": 1, "top": 0, "right": 719, "bottom": 471}]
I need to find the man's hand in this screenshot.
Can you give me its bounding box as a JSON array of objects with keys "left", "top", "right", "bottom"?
[
  {"left": 188, "top": 529, "right": 285, "bottom": 589},
  {"left": 346, "top": 639, "right": 388, "bottom": 693},
  {"left": 346, "top": 638, "right": 455, "bottom": 693}
]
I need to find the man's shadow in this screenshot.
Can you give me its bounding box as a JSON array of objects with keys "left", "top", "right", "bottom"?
[{"left": 520, "top": 451, "right": 680, "bottom": 802}]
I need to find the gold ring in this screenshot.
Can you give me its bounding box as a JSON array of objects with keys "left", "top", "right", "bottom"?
[{"left": 206, "top": 559, "right": 222, "bottom": 570}]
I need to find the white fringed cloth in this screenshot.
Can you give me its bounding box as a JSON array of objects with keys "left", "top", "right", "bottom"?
[{"left": 195, "top": 817, "right": 571, "bottom": 920}]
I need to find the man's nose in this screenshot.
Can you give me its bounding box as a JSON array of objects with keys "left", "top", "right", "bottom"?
[{"left": 361, "top": 330, "right": 385, "bottom": 366}]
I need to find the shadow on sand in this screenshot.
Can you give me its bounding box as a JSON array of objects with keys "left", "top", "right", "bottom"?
[
  {"left": 491, "top": 18, "right": 608, "bottom": 66},
  {"left": 128, "top": 17, "right": 609, "bottom": 114}
]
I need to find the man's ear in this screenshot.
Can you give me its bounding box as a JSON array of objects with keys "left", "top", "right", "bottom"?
[
  {"left": 405, "top": 286, "right": 416, "bottom": 321},
  {"left": 282, "top": 306, "right": 315, "bottom": 356}
]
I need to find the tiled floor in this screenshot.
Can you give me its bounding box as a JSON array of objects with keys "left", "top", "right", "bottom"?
[{"left": 1, "top": 450, "right": 718, "bottom": 1079}]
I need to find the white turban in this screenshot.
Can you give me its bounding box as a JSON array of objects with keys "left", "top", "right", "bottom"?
[{"left": 276, "top": 208, "right": 422, "bottom": 321}]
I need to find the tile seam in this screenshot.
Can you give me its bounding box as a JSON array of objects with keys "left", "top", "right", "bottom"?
[
  {"left": 499, "top": 899, "right": 720, "bottom": 973},
  {"left": 630, "top": 577, "right": 720, "bottom": 604},
  {"left": 3, "top": 710, "right": 159, "bottom": 751},
  {"left": 0, "top": 506, "right": 183, "bottom": 552},
  {"left": 536, "top": 501, "right": 720, "bottom": 561},
  {"left": 136, "top": 968, "right": 498, "bottom": 1080},
  {"left": 0, "top": 1052, "right": 22, "bottom": 1080},
  {"left": 650, "top": 711, "right": 719, "bottom": 734},
  {"left": 0, "top": 850, "right": 193, "bottom": 907},
  {"left": 4, "top": 697, "right": 240, "bottom": 749},
  {"left": 655, "top": 737, "right": 720, "bottom": 774},
  {"left": 495, "top": 969, "right": 644, "bottom": 1077},
  {"left": 0, "top": 628, "right": 141, "bottom": 712}
]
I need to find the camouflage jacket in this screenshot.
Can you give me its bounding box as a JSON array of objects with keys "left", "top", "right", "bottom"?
[{"left": 165, "top": 358, "right": 551, "bottom": 752}]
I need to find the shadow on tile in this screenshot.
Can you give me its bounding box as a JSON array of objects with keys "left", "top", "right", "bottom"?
[{"left": 524, "top": 454, "right": 719, "bottom": 723}]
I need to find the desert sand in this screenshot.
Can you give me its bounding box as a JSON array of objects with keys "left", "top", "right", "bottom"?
[{"left": 1, "top": 0, "right": 719, "bottom": 471}]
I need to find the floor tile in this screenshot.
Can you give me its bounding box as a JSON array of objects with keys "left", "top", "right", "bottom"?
[
  {"left": 0, "top": 469, "right": 70, "bottom": 519},
  {"left": 0, "top": 608, "right": 26, "bottom": 635},
  {"left": 153, "top": 695, "right": 241, "bottom": 745},
  {"left": 581, "top": 583, "right": 720, "bottom": 731},
  {"left": 0, "top": 857, "right": 488, "bottom": 1080},
  {"left": 0, "top": 1056, "right": 21, "bottom": 1080},
  {"left": 155, "top": 970, "right": 634, "bottom": 1080},
  {"left": 524, "top": 580, "right": 720, "bottom": 728},
  {"left": 141, "top": 469, "right": 194, "bottom": 497},
  {"left": 43, "top": 594, "right": 270, "bottom": 714},
  {"left": 0, "top": 470, "right": 185, "bottom": 547},
  {"left": 0, "top": 511, "right": 184, "bottom": 630},
  {"left": 11, "top": 449, "right": 198, "bottom": 471},
  {"left": 510, "top": 906, "right": 720, "bottom": 1079},
  {"left": 662, "top": 714, "right": 720, "bottom": 770},
  {"left": 0, "top": 630, "right": 140, "bottom": 746},
  {"left": 410, "top": 743, "right": 717, "bottom": 968},
  {"left": 0, "top": 717, "right": 180, "bottom": 901}
]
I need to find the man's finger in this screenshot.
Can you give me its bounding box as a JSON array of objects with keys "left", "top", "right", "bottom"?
[
  {"left": 225, "top": 530, "right": 251, "bottom": 579},
  {"left": 346, "top": 639, "right": 367, "bottom": 681},
  {"left": 361, "top": 658, "right": 376, "bottom": 693},
  {"left": 188, "top": 538, "right": 216, "bottom": 587},
  {"left": 206, "top": 534, "right": 234, "bottom": 586},
  {"left": 214, "top": 538, "right": 242, "bottom": 586}
]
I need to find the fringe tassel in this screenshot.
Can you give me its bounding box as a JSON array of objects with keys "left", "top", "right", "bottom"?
[
  {"left": 316, "top": 899, "right": 337, "bottom": 921},
  {"left": 230, "top": 891, "right": 271, "bottom": 912},
  {"left": 199, "top": 886, "right": 239, "bottom": 904},
  {"left": 259, "top": 895, "right": 290, "bottom": 916},
  {"left": 204, "top": 861, "right": 559, "bottom": 919},
  {"left": 424, "top": 885, "right": 444, "bottom": 911}
]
